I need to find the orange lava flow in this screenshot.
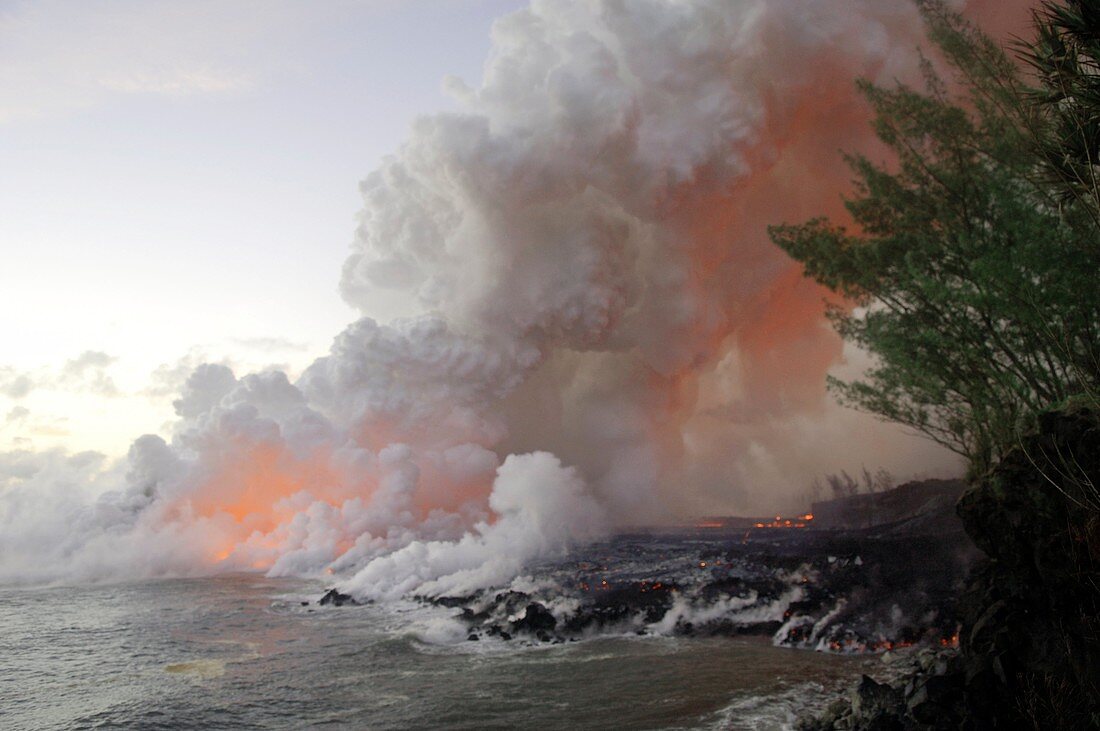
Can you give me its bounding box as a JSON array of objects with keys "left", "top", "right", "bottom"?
[{"left": 753, "top": 513, "right": 814, "bottom": 529}]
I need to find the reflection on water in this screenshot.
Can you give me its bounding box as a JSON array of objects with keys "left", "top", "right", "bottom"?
[
  {"left": 164, "top": 659, "right": 227, "bottom": 678},
  {"left": 0, "top": 575, "right": 875, "bottom": 730}
]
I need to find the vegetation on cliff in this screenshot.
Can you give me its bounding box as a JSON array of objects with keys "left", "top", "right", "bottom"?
[{"left": 776, "top": 1, "right": 1100, "bottom": 727}]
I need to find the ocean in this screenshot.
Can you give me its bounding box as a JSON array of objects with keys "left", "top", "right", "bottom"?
[{"left": 0, "top": 575, "right": 879, "bottom": 730}]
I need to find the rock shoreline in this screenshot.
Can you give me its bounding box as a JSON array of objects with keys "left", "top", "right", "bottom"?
[
  {"left": 796, "top": 406, "right": 1100, "bottom": 729},
  {"left": 796, "top": 648, "right": 964, "bottom": 730},
  {"left": 316, "top": 481, "right": 977, "bottom": 657},
  {"left": 421, "top": 483, "right": 975, "bottom": 650}
]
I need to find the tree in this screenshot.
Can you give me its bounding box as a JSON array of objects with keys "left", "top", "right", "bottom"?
[
  {"left": 769, "top": 1, "right": 1100, "bottom": 474},
  {"left": 1019, "top": 0, "right": 1100, "bottom": 234},
  {"left": 825, "top": 470, "right": 860, "bottom": 499}
]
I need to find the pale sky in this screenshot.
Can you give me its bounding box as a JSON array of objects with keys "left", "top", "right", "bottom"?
[{"left": 0, "top": 0, "right": 533, "bottom": 455}]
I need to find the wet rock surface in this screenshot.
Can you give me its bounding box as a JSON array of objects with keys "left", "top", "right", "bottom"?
[
  {"left": 424, "top": 480, "right": 974, "bottom": 648},
  {"left": 510, "top": 602, "right": 557, "bottom": 635},
  {"left": 318, "top": 588, "right": 359, "bottom": 607},
  {"left": 796, "top": 648, "right": 963, "bottom": 730}
]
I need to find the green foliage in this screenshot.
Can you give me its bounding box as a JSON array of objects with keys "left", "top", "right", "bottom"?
[
  {"left": 769, "top": 1, "right": 1100, "bottom": 473},
  {"left": 1018, "top": 0, "right": 1100, "bottom": 236}
]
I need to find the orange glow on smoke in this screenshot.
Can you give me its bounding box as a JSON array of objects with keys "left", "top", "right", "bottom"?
[
  {"left": 178, "top": 0, "right": 1039, "bottom": 568},
  {"left": 176, "top": 433, "right": 501, "bottom": 569},
  {"left": 173, "top": 440, "right": 380, "bottom": 569},
  {"left": 187, "top": 442, "right": 345, "bottom": 528}
]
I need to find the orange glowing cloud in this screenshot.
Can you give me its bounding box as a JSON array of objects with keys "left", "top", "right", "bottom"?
[{"left": 185, "top": 441, "right": 347, "bottom": 529}]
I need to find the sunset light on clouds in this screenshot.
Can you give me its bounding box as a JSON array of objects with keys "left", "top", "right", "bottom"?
[
  {"left": 0, "top": 0, "right": 526, "bottom": 455},
  {"left": 0, "top": 0, "right": 1034, "bottom": 587},
  {"left": 6, "top": 2, "right": 1093, "bottom": 728}
]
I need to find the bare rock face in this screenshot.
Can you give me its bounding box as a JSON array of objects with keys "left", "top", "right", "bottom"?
[
  {"left": 849, "top": 675, "right": 904, "bottom": 728},
  {"left": 810, "top": 479, "right": 965, "bottom": 532},
  {"left": 510, "top": 602, "right": 557, "bottom": 636},
  {"left": 955, "top": 405, "right": 1100, "bottom": 728},
  {"left": 796, "top": 648, "right": 965, "bottom": 730},
  {"left": 799, "top": 405, "right": 1100, "bottom": 730}
]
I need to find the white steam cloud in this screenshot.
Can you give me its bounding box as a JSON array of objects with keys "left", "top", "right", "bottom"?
[{"left": 0, "top": 0, "right": 994, "bottom": 594}]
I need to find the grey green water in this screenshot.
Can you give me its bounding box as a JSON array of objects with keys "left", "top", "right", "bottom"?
[{"left": 0, "top": 576, "right": 877, "bottom": 730}]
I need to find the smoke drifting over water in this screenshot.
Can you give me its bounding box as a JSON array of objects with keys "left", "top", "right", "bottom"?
[{"left": 0, "top": 0, "right": 1022, "bottom": 592}]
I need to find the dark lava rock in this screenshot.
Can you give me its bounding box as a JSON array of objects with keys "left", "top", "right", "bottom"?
[
  {"left": 953, "top": 405, "right": 1100, "bottom": 728},
  {"left": 801, "top": 405, "right": 1100, "bottom": 730},
  {"left": 511, "top": 603, "right": 557, "bottom": 635},
  {"left": 797, "top": 649, "right": 965, "bottom": 730},
  {"left": 319, "top": 588, "right": 358, "bottom": 607},
  {"left": 772, "top": 527, "right": 975, "bottom": 651},
  {"left": 480, "top": 591, "right": 531, "bottom": 621},
  {"left": 906, "top": 673, "right": 962, "bottom": 727},
  {"left": 432, "top": 595, "right": 476, "bottom": 609},
  {"left": 849, "top": 675, "right": 903, "bottom": 728},
  {"left": 447, "top": 476, "right": 976, "bottom": 648},
  {"left": 466, "top": 633, "right": 479, "bottom": 642},
  {"left": 811, "top": 479, "right": 965, "bottom": 532},
  {"left": 819, "top": 698, "right": 851, "bottom": 728},
  {"left": 562, "top": 582, "right": 678, "bottom": 634}
]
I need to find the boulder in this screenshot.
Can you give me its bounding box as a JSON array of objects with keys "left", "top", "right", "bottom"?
[
  {"left": 510, "top": 602, "right": 557, "bottom": 636},
  {"left": 318, "top": 588, "right": 358, "bottom": 607},
  {"left": 849, "top": 675, "right": 903, "bottom": 727},
  {"left": 906, "top": 674, "right": 962, "bottom": 727}
]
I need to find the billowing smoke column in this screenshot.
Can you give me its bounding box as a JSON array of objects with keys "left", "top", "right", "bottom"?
[{"left": 0, "top": 0, "right": 1021, "bottom": 593}]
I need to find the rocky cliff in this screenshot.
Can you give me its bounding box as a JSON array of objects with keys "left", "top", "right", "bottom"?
[{"left": 800, "top": 405, "right": 1100, "bottom": 729}]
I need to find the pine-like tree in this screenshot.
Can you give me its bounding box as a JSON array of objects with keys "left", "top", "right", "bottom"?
[{"left": 769, "top": 1, "right": 1100, "bottom": 473}]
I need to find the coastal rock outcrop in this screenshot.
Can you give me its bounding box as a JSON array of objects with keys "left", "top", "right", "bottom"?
[
  {"left": 800, "top": 405, "right": 1100, "bottom": 729},
  {"left": 954, "top": 405, "right": 1100, "bottom": 728},
  {"left": 430, "top": 479, "right": 973, "bottom": 648},
  {"left": 796, "top": 648, "right": 964, "bottom": 730},
  {"left": 318, "top": 589, "right": 359, "bottom": 607}
]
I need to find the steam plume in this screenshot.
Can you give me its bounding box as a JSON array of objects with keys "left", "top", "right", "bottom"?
[{"left": 0, "top": 0, "right": 1024, "bottom": 593}]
